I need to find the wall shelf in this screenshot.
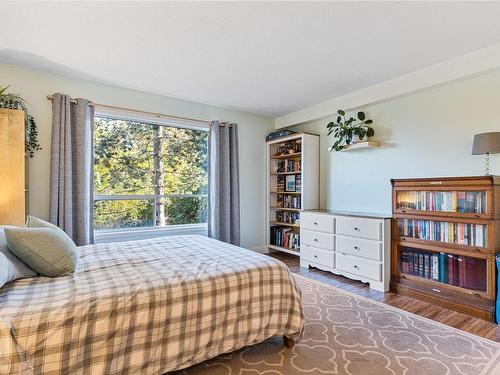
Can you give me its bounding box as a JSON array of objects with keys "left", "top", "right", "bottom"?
[{"left": 342, "top": 141, "right": 381, "bottom": 151}]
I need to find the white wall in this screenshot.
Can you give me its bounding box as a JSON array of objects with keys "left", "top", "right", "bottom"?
[
  {"left": 0, "top": 63, "right": 274, "bottom": 248},
  {"left": 287, "top": 70, "right": 500, "bottom": 214}
]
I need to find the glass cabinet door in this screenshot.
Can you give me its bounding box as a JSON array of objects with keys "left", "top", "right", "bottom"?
[
  {"left": 396, "top": 191, "right": 487, "bottom": 214},
  {"left": 399, "top": 246, "right": 486, "bottom": 292},
  {"left": 397, "top": 218, "right": 488, "bottom": 248}
]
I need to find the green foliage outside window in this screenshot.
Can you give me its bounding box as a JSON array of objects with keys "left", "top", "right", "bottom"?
[{"left": 93, "top": 117, "right": 208, "bottom": 229}]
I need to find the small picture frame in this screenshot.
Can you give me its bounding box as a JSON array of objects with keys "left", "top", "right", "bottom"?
[{"left": 285, "top": 175, "right": 296, "bottom": 192}]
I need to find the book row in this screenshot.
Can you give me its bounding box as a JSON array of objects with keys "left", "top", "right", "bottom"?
[
  {"left": 276, "top": 194, "right": 301, "bottom": 209},
  {"left": 270, "top": 226, "right": 300, "bottom": 250},
  {"left": 275, "top": 159, "right": 301, "bottom": 173},
  {"left": 275, "top": 211, "right": 300, "bottom": 224},
  {"left": 398, "top": 219, "right": 488, "bottom": 247},
  {"left": 396, "top": 191, "right": 487, "bottom": 214},
  {"left": 399, "top": 248, "right": 486, "bottom": 291}
]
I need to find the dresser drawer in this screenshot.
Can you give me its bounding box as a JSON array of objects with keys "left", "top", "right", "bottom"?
[
  {"left": 336, "top": 235, "right": 382, "bottom": 261},
  {"left": 336, "top": 216, "right": 381, "bottom": 240},
  {"left": 336, "top": 253, "right": 381, "bottom": 281},
  {"left": 301, "top": 213, "right": 335, "bottom": 233},
  {"left": 302, "top": 229, "right": 335, "bottom": 251},
  {"left": 302, "top": 245, "right": 335, "bottom": 268}
]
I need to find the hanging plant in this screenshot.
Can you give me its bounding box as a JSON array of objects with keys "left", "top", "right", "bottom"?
[
  {"left": 327, "top": 109, "right": 374, "bottom": 151},
  {"left": 0, "top": 85, "right": 41, "bottom": 157}
]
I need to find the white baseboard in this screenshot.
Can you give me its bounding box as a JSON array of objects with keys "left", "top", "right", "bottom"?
[{"left": 247, "top": 245, "right": 269, "bottom": 254}]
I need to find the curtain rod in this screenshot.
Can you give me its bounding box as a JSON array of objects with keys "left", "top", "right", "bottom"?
[{"left": 46, "top": 95, "right": 212, "bottom": 125}]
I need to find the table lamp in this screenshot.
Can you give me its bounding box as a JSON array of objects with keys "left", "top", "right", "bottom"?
[{"left": 472, "top": 132, "right": 500, "bottom": 175}]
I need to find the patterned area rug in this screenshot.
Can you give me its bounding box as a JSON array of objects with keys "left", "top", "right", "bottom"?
[{"left": 174, "top": 274, "right": 500, "bottom": 375}]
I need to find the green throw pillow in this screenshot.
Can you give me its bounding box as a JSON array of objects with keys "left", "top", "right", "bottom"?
[
  {"left": 25, "top": 215, "right": 61, "bottom": 230},
  {"left": 4, "top": 221, "right": 79, "bottom": 277}
]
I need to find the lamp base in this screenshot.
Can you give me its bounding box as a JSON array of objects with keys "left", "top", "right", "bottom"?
[{"left": 484, "top": 153, "right": 490, "bottom": 175}]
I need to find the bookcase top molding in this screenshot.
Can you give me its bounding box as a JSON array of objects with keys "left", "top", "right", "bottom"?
[{"left": 392, "top": 175, "right": 500, "bottom": 186}]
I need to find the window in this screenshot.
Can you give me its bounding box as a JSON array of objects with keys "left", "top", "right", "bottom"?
[{"left": 93, "top": 116, "right": 208, "bottom": 231}]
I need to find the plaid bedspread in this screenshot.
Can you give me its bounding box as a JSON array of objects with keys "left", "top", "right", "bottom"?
[{"left": 0, "top": 235, "right": 304, "bottom": 374}]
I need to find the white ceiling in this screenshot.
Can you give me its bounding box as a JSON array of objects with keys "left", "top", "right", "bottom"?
[{"left": 1, "top": 1, "right": 500, "bottom": 117}]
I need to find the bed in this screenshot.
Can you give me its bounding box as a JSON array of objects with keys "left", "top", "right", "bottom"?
[{"left": 0, "top": 235, "right": 304, "bottom": 374}]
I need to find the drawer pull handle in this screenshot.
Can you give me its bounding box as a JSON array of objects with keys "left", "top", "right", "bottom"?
[
  {"left": 314, "top": 222, "right": 319, "bottom": 225},
  {"left": 353, "top": 265, "right": 359, "bottom": 269},
  {"left": 314, "top": 255, "right": 318, "bottom": 258},
  {"left": 314, "top": 238, "right": 319, "bottom": 242},
  {"left": 474, "top": 248, "right": 480, "bottom": 252},
  {"left": 354, "top": 246, "right": 359, "bottom": 250},
  {"left": 354, "top": 227, "right": 360, "bottom": 231},
  {"left": 432, "top": 288, "right": 441, "bottom": 293}
]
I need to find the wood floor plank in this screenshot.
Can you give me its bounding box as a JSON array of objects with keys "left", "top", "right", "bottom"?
[{"left": 268, "top": 252, "right": 500, "bottom": 342}]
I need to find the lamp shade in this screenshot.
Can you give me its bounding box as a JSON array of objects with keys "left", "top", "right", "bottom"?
[{"left": 472, "top": 132, "right": 500, "bottom": 155}]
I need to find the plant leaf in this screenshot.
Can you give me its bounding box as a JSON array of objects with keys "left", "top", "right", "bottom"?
[
  {"left": 0, "top": 85, "right": 10, "bottom": 96},
  {"left": 366, "top": 127, "right": 375, "bottom": 137},
  {"left": 364, "top": 119, "right": 373, "bottom": 124},
  {"left": 337, "top": 116, "right": 341, "bottom": 123},
  {"left": 337, "top": 109, "right": 345, "bottom": 116},
  {"left": 357, "top": 111, "right": 365, "bottom": 121}
]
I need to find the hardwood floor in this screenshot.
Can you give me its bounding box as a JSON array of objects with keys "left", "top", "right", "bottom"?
[{"left": 268, "top": 252, "right": 500, "bottom": 342}]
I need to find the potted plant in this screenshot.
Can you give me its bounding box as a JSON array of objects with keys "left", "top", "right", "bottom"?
[
  {"left": 0, "top": 85, "right": 41, "bottom": 157},
  {"left": 327, "top": 110, "right": 374, "bottom": 151}
]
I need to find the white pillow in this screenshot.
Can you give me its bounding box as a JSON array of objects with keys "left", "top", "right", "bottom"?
[
  {"left": 0, "top": 225, "right": 37, "bottom": 288},
  {"left": 0, "top": 251, "right": 19, "bottom": 288}
]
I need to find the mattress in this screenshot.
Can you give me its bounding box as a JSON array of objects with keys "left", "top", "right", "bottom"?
[{"left": 0, "top": 235, "right": 304, "bottom": 374}]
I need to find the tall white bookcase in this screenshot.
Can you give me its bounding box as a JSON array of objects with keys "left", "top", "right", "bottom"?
[{"left": 266, "top": 133, "right": 320, "bottom": 255}]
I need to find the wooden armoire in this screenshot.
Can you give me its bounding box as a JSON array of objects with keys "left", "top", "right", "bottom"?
[{"left": 0, "top": 108, "right": 26, "bottom": 226}]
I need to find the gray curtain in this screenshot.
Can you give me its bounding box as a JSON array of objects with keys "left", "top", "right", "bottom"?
[
  {"left": 208, "top": 121, "right": 240, "bottom": 245},
  {"left": 49, "top": 93, "right": 94, "bottom": 246}
]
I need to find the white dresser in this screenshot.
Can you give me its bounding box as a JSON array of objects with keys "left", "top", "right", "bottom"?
[{"left": 300, "top": 210, "right": 391, "bottom": 292}]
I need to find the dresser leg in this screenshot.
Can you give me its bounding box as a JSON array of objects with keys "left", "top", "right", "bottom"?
[{"left": 283, "top": 335, "right": 295, "bottom": 348}]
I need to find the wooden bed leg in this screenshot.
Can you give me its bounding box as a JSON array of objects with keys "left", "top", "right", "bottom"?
[{"left": 283, "top": 335, "right": 295, "bottom": 348}]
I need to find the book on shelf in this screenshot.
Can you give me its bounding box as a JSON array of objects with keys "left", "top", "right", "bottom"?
[
  {"left": 424, "top": 254, "right": 430, "bottom": 278},
  {"left": 431, "top": 254, "right": 439, "bottom": 281},
  {"left": 399, "top": 247, "right": 486, "bottom": 291},
  {"left": 439, "top": 252, "right": 446, "bottom": 283},
  {"left": 276, "top": 175, "right": 285, "bottom": 192},
  {"left": 270, "top": 226, "right": 300, "bottom": 250},
  {"left": 295, "top": 174, "right": 302, "bottom": 192},
  {"left": 398, "top": 218, "right": 487, "bottom": 247},
  {"left": 397, "top": 191, "right": 486, "bottom": 214}
]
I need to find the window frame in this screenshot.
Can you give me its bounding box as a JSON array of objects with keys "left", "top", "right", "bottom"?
[{"left": 93, "top": 107, "right": 209, "bottom": 242}]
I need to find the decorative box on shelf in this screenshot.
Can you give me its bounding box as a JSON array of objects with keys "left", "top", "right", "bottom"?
[
  {"left": 391, "top": 176, "right": 500, "bottom": 322},
  {"left": 266, "top": 133, "right": 319, "bottom": 256}
]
